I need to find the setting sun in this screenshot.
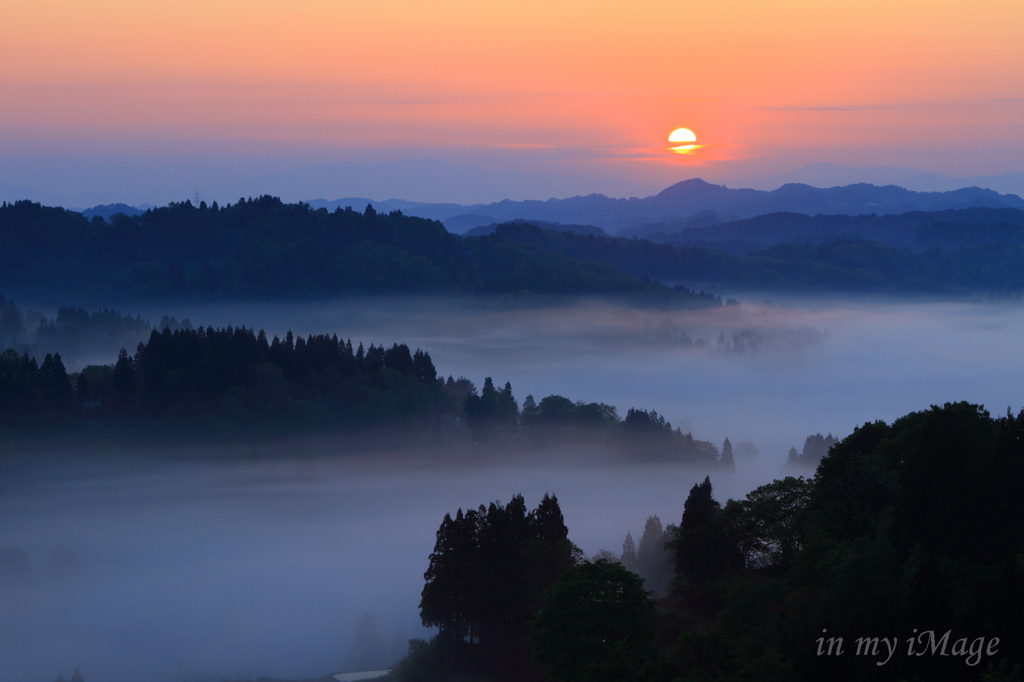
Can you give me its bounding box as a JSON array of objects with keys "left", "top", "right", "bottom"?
[
  {"left": 669, "top": 127, "right": 698, "bottom": 153},
  {"left": 668, "top": 128, "right": 697, "bottom": 143}
]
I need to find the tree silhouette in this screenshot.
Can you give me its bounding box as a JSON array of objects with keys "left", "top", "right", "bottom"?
[
  {"left": 720, "top": 437, "right": 735, "bottom": 472},
  {"left": 529, "top": 559, "right": 656, "bottom": 682},
  {"left": 620, "top": 531, "right": 638, "bottom": 571},
  {"left": 419, "top": 493, "right": 576, "bottom": 673},
  {"left": 636, "top": 515, "right": 673, "bottom": 594},
  {"left": 672, "top": 476, "right": 741, "bottom": 585}
]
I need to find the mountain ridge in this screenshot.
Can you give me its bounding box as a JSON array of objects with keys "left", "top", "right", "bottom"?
[
  {"left": 306, "top": 179, "right": 1024, "bottom": 233},
  {"left": 55, "top": 178, "right": 1024, "bottom": 236}
]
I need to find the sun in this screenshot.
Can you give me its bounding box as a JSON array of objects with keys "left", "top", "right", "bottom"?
[
  {"left": 668, "top": 127, "right": 697, "bottom": 153},
  {"left": 669, "top": 128, "right": 697, "bottom": 143}
]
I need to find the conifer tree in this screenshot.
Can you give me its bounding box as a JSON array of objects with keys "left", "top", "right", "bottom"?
[
  {"left": 673, "top": 477, "right": 741, "bottom": 584},
  {"left": 620, "top": 531, "right": 638, "bottom": 571},
  {"left": 111, "top": 348, "right": 135, "bottom": 411},
  {"left": 637, "top": 515, "right": 673, "bottom": 593},
  {"left": 720, "top": 437, "right": 735, "bottom": 472}
]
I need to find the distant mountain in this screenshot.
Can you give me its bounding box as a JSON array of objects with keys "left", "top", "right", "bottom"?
[
  {"left": 735, "top": 162, "right": 1024, "bottom": 196},
  {"left": 80, "top": 203, "right": 145, "bottom": 221},
  {"left": 309, "top": 179, "right": 1024, "bottom": 234}
]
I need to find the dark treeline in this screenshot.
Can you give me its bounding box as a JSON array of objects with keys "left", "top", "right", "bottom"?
[
  {"left": 0, "top": 328, "right": 729, "bottom": 465},
  {"left": 0, "top": 198, "right": 717, "bottom": 303},
  {"left": 8, "top": 197, "right": 1024, "bottom": 299},
  {"left": 0, "top": 325, "right": 443, "bottom": 435},
  {"left": 399, "top": 402, "right": 1023, "bottom": 682}
]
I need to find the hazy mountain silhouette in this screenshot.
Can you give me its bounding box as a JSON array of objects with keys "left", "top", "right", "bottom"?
[
  {"left": 735, "top": 161, "right": 1024, "bottom": 196},
  {"left": 310, "top": 179, "right": 1024, "bottom": 234},
  {"left": 80, "top": 203, "right": 146, "bottom": 221}
]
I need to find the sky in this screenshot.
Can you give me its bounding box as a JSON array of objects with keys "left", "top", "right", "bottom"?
[{"left": 2, "top": 0, "right": 1023, "bottom": 206}]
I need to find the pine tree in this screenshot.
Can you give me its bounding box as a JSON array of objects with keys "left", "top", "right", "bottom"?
[
  {"left": 637, "top": 515, "right": 673, "bottom": 594},
  {"left": 350, "top": 612, "right": 385, "bottom": 671},
  {"left": 412, "top": 349, "right": 437, "bottom": 382},
  {"left": 75, "top": 372, "right": 91, "bottom": 408},
  {"left": 620, "top": 531, "right": 638, "bottom": 571},
  {"left": 673, "top": 476, "right": 740, "bottom": 584},
  {"left": 720, "top": 437, "right": 736, "bottom": 472},
  {"left": 111, "top": 347, "right": 135, "bottom": 411}
]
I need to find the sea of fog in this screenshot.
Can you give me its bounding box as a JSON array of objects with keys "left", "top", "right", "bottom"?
[{"left": 3, "top": 295, "right": 1024, "bottom": 682}]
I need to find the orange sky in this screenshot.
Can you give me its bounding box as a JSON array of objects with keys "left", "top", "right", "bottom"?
[{"left": 2, "top": 0, "right": 1023, "bottom": 203}]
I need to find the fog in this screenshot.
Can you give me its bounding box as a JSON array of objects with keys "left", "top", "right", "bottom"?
[
  {"left": 4, "top": 295, "right": 1024, "bottom": 681},
  {"left": 134, "top": 295, "right": 1024, "bottom": 455}
]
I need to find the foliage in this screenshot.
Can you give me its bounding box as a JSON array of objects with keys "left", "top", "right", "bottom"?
[
  {"left": 529, "top": 559, "right": 656, "bottom": 682},
  {"left": 519, "top": 393, "right": 620, "bottom": 445},
  {"left": 660, "top": 403, "right": 1024, "bottom": 681}
]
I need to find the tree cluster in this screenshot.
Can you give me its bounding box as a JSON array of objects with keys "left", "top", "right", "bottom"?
[
  {"left": 0, "top": 349, "right": 74, "bottom": 427},
  {"left": 786, "top": 432, "right": 838, "bottom": 469},
  {"left": 621, "top": 408, "right": 720, "bottom": 462},
  {"left": 416, "top": 493, "right": 578, "bottom": 678}
]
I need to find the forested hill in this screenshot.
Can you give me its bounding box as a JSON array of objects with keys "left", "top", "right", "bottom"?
[
  {"left": 9, "top": 197, "right": 1024, "bottom": 298},
  {"left": 0, "top": 198, "right": 716, "bottom": 304},
  {"left": 488, "top": 220, "right": 1024, "bottom": 294},
  {"left": 633, "top": 206, "right": 1024, "bottom": 252}
]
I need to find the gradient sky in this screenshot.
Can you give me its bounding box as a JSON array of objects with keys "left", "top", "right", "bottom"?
[{"left": 2, "top": 0, "right": 1023, "bottom": 205}]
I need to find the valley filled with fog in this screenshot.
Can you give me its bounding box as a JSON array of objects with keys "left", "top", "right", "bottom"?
[{"left": 3, "top": 295, "right": 1024, "bottom": 682}]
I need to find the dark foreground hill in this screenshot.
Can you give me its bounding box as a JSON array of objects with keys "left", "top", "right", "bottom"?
[
  {"left": 0, "top": 197, "right": 715, "bottom": 304},
  {"left": 399, "top": 401, "right": 1024, "bottom": 682}
]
